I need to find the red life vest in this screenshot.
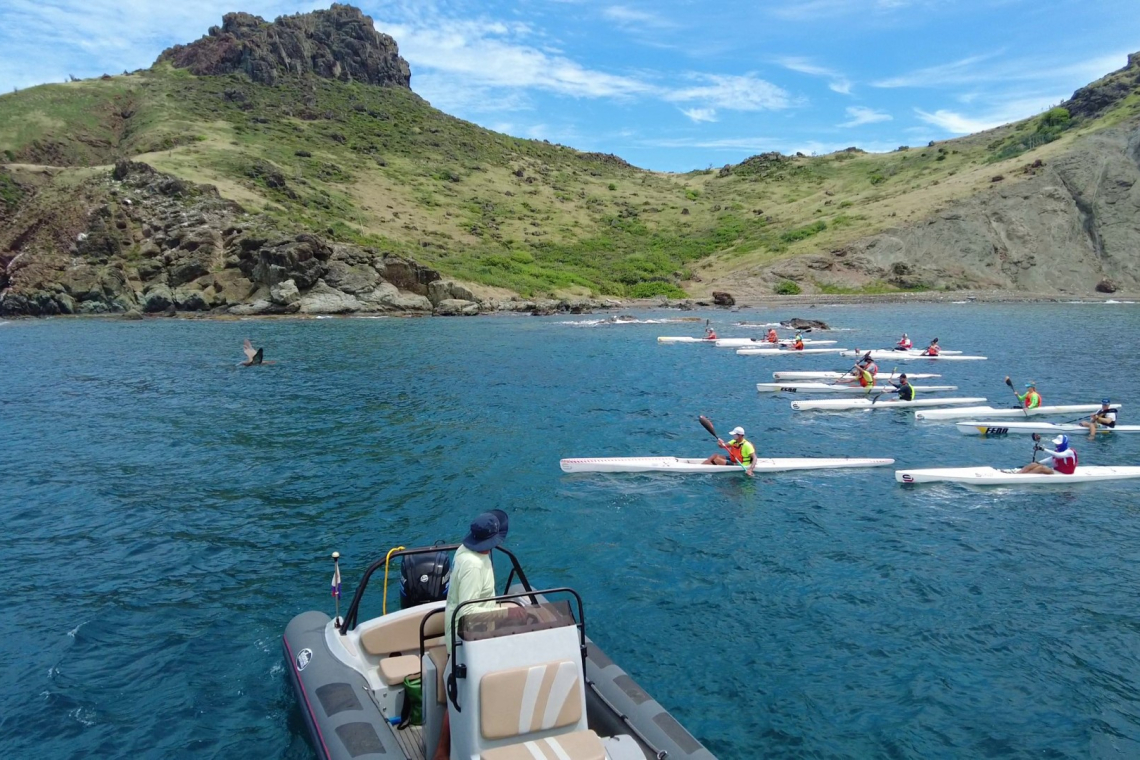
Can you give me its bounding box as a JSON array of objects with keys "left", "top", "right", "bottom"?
[
  {"left": 858, "top": 369, "right": 873, "bottom": 388},
  {"left": 767, "top": 331, "right": 778, "bottom": 343},
  {"left": 794, "top": 340, "right": 804, "bottom": 350},
  {"left": 898, "top": 339, "right": 912, "bottom": 349},
  {"left": 1054, "top": 450, "right": 1077, "bottom": 475},
  {"left": 925, "top": 345, "right": 940, "bottom": 356},
  {"left": 1024, "top": 390, "right": 1041, "bottom": 409},
  {"left": 707, "top": 331, "right": 717, "bottom": 340}
]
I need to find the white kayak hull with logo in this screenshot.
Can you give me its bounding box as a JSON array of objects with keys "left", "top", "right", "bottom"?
[
  {"left": 896, "top": 466, "right": 1140, "bottom": 485},
  {"left": 560, "top": 457, "right": 894, "bottom": 473},
  {"left": 915, "top": 403, "right": 1122, "bottom": 421},
  {"left": 954, "top": 421, "right": 1140, "bottom": 435},
  {"left": 757, "top": 383, "right": 958, "bottom": 394},
  {"left": 715, "top": 338, "right": 837, "bottom": 348},
  {"left": 772, "top": 371, "right": 942, "bottom": 381},
  {"left": 738, "top": 348, "right": 849, "bottom": 356},
  {"left": 791, "top": 397, "right": 988, "bottom": 411},
  {"left": 839, "top": 351, "right": 984, "bottom": 360},
  {"left": 657, "top": 336, "right": 716, "bottom": 343}
]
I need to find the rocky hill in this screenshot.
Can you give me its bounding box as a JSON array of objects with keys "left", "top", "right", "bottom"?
[
  {"left": 157, "top": 5, "right": 411, "bottom": 88},
  {"left": 1, "top": 6, "right": 1140, "bottom": 316}
]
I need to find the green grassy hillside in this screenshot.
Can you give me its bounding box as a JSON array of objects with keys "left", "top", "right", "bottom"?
[{"left": 3, "top": 58, "right": 1139, "bottom": 298}]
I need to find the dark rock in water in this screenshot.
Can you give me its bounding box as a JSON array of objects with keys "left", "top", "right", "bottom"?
[
  {"left": 156, "top": 5, "right": 412, "bottom": 88},
  {"left": 781, "top": 318, "right": 830, "bottom": 330},
  {"left": 1096, "top": 278, "right": 1118, "bottom": 294},
  {"left": 712, "top": 291, "right": 735, "bottom": 306},
  {"left": 530, "top": 307, "right": 556, "bottom": 316}
]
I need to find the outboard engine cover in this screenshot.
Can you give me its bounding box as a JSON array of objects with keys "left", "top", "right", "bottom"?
[{"left": 400, "top": 551, "right": 451, "bottom": 609}]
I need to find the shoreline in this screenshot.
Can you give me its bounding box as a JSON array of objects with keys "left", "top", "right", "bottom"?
[{"left": 2, "top": 289, "right": 1136, "bottom": 322}]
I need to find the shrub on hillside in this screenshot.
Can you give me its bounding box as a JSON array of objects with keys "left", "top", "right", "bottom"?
[
  {"left": 774, "top": 280, "right": 801, "bottom": 295},
  {"left": 629, "top": 281, "right": 687, "bottom": 299}
]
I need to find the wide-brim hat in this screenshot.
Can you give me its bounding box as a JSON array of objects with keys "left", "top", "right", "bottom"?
[{"left": 463, "top": 509, "right": 509, "bottom": 551}]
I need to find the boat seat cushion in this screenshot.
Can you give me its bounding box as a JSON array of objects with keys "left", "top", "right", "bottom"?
[
  {"left": 479, "top": 660, "right": 583, "bottom": 740},
  {"left": 378, "top": 654, "right": 421, "bottom": 686},
  {"left": 359, "top": 607, "right": 445, "bottom": 657},
  {"left": 479, "top": 730, "right": 604, "bottom": 760}
]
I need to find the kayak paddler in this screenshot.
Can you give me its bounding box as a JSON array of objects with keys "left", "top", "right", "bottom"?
[
  {"left": 896, "top": 333, "right": 912, "bottom": 350},
  {"left": 922, "top": 338, "right": 941, "bottom": 356},
  {"left": 1079, "top": 399, "right": 1117, "bottom": 438},
  {"left": 1020, "top": 434, "right": 1078, "bottom": 475},
  {"left": 859, "top": 352, "right": 878, "bottom": 376},
  {"left": 890, "top": 373, "right": 916, "bottom": 401},
  {"left": 702, "top": 426, "right": 756, "bottom": 476},
  {"left": 1017, "top": 381, "right": 1042, "bottom": 409},
  {"left": 792, "top": 333, "right": 805, "bottom": 350},
  {"left": 766, "top": 328, "right": 779, "bottom": 343},
  {"left": 841, "top": 356, "right": 876, "bottom": 388},
  {"left": 705, "top": 326, "right": 717, "bottom": 340}
]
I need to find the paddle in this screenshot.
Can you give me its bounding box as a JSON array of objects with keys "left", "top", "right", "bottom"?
[
  {"left": 697, "top": 416, "right": 750, "bottom": 474},
  {"left": 870, "top": 367, "right": 898, "bottom": 404},
  {"left": 1029, "top": 433, "right": 1043, "bottom": 465},
  {"left": 1005, "top": 376, "right": 1030, "bottom": 417}
]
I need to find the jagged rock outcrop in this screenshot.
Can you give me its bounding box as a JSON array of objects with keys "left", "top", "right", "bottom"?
[
  {"left": 0, "top": 161, "right": 443, "bottom": 316},
  {"left": 156, "top": 4, "right": 411, "bottom": 88},
  {"left": 1063, "top": 52, "right": 1140, "bottom": 120}
]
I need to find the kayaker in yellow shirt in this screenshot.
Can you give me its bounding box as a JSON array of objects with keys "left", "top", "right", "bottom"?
[{"left": 702, "top": 427, "right": 756, "bottom": 476}]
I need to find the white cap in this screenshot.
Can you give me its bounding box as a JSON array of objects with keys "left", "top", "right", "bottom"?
[
  {"left": 729, "top": 427, "right": 745, "bottom": 436},
  {"left": 1052, "top": 435, "right": 1065, "bottom": 445}
]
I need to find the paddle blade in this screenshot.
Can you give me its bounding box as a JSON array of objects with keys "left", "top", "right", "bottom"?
[
  {"left": 698, "top": 415, "right": 717, "bottom": 438},
  {"left": 1004, "top": 376, "right": 1013, "bottom": 388}
]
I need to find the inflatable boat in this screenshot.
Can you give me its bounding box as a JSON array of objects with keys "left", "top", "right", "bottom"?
[{"left": 284, "top": 544, "right": 715, "bottom": 760}]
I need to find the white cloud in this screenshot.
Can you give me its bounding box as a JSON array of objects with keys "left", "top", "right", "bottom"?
[
  {"left": 771, "top": 0, "right": 919, "bottom": 21},
  {"left": 680, "top": 107, "right": 717, "bottom": 123},
  {"left": 642, "top": 136, "right": 901, "bottom": 156},
  {"left": 776, "top": 56, "right": 852, "bottom": 95},
  {"left": 840, "top": 106, "right": 892, "bottom": 127},
  {"left": 875, "top": 51, "right": 1128, "bottom": 89},
  {"left": 914, "top": 95, "right": 1061, "bottom": 134},
  {"left": 664, "top": 74, "right": 790, "bottom": 111},
  {"left": 602, "top": 5, "right": 674, "bottom": 28}
]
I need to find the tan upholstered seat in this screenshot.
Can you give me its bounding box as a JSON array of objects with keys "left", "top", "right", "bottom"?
[
  {"left": 378, "top": 654, "right": 421, "bottom": 686},
  {"left": 359, "top": 607, "right": 445, "bottom": 657},
  {"left": 479, "top": 730, "right": 605, "bottom": 760},
  {"left": 479, "top": 660, "right": 583, "bottom": 740}
]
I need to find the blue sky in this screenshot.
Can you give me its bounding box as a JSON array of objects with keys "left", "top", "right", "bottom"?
[{"left": 1, "top": 0, "right": 1137, "bottom": 171}]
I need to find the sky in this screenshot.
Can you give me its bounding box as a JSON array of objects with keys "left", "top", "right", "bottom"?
[{"left": 1, "top": 0, "right": 1138, "bottom": 171}]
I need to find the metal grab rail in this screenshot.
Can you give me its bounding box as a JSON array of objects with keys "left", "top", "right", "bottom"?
[
  {"left": 338, "top": 544, "right": 534, "bottom": 635},
  {"left": 446, "top": 587, "right": 586, "bottom": 711}
]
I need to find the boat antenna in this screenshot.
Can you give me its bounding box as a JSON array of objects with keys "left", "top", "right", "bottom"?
[{"left": 331, "top": 551, "right": 343, "bottom": 628}]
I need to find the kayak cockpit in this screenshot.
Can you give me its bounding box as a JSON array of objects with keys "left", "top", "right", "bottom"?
[{"left": 284, "top": 544, "right": 711, "bottom": 760}]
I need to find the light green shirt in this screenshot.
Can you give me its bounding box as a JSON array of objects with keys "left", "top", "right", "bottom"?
[{"left": 443, "top": 545, "right": 498, "bottom": 652}]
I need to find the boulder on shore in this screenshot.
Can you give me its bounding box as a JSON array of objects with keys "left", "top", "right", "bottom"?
[
  {"left": 434, "top": 298, "right": 480, "bottom": 316},
  {"left": 712, "top": 291, "right": 735, "bottom": 306}
]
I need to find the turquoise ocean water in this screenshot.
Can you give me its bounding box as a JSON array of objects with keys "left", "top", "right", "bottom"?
[{"left": 2, "top": 303, "right": 1140, "bottom": 758}]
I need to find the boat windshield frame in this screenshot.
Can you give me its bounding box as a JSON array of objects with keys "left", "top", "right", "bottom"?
[{"left": 338, "top": 544, "right": 534, "bottom": 635}]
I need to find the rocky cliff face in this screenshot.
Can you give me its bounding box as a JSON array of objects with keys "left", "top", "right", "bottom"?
[
  {"left": 0, "top": 161, "right": 473, "bottom": 317},
  {"left": 156, "top": 4, "right": 411, "bottom": 88},
  {"left": 750, "top": 119, "right": 1140, "bottom": 295}
]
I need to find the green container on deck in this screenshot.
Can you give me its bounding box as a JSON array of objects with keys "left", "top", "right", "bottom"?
[{"left": 403, "top": 676, "right": 423, "bottom": 726}]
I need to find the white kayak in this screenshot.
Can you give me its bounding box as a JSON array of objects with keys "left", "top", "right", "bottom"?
[
  {"left": 791, "top": 397, "right": 988, "bottom": 411},
  {"left": 896, "top": 466, "right": 1140, "bottom": 485},
  {"left": 715, "top": 338, "right": 837, "bottom": 348},
  {"left": 560, "top": 456, "right": 895, "bottom": 473},
  {"left": 772, "top": 371, "right": 942, "bottom": 381},
  {"left": 915, "top": 403, "right": 1121, "bottom": 421},
  {"left": 738, "top": 348, "right": 849, "bottom": 356},
  {"left": 658, "top": 336, "right": 716, "bottom": 343},
  {"left": 839, "top": 350, "right": 984, "bottom": 360},
  {"left": 757, "top": 382, "right": 958, "bottom": 394},
  {"left": 955, "top": 421, "right": 1140, "bottom": 436}
]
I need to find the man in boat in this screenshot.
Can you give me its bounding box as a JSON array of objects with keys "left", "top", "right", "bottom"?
[
  {"left": 702, "top": 427, "right": 756, "bottom": 476},
  {"left": 792, "top": 333, "right": 805, "bottom": 350},
  {"left": 840, "top": 357, "right": 876, "bottom": 388},
  {"left": 435, "top": 510, "right": 525, "bottom": 760},
  {"left": 1079, "top": 399, "right": 1117, "bottom": 438},
  {"left": 889, "top": 374, "right": 916, "bottom": 401},
  {"left": 1020, "top": 434, "right": 1078, "bottom": 475},
  {"left": 705, "top": 326, "right": 717, "bottom": 340},
  {"left": 896, "top": 333, "right": 912, "bottom": 350},
  {"left": 1016, "top": 381, "right": 1042, "bottom": 409},
  {"left": 921, "top": 338, "right": 941, "bottom": 356},
  {"left": 766, "top": 328, "right": 779, "bottom": 343}
]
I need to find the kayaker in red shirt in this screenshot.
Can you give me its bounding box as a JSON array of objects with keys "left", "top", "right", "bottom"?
[
  {"left": 896, "top": 334, "right": 912, "bottom": 350},
  {"left": 793, "top": 333, "right": 804, "bottom": 350},
  {"left": 922, "top": 338, "right": 941, "bottom": 356},
  {"left": 705, "top": 327, "right": 717, "bottom": 340},
  {"left": 1020, "top": 434, "right": 1078, "bottom": 475},
  {"left": 766, "top": 328, "right": 779, "bottom": 343}
]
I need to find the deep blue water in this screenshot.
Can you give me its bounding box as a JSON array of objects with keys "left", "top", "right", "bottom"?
[{"left": 3, "top": 303, "right": 1140, "bottom": 759}]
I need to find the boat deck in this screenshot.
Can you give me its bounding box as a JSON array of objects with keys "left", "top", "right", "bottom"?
[{"left": 390, "top": 722, "right": 425, "bottom": 760}]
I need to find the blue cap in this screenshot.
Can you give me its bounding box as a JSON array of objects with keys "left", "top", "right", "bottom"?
[
  {"left": 1025, "top": 382, "right": 1035, "bottom": 388},
  {"left": 1102, "top": 398, "right": 1111, "bottom": 404},
  {"left": 463, "top": 509, "right": 509, "bottom": 551}
]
